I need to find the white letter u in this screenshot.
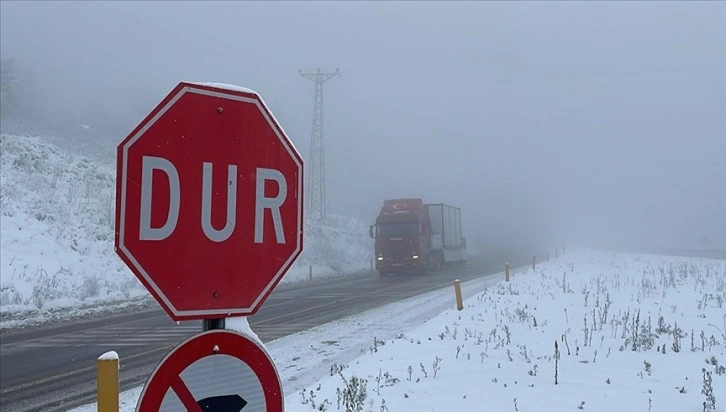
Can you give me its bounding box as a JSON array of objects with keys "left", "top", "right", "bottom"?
[{"left": 201, "top": 162, "right": 237, "bottom": 242}]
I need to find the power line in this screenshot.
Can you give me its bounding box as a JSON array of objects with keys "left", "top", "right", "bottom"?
[{"left": 583, "top": 66, "right": 726, "bottom": 76}]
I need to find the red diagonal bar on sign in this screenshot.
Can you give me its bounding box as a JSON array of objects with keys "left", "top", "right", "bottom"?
[{"left": 171, "top": 375, "right": 202, "bottom": 412}]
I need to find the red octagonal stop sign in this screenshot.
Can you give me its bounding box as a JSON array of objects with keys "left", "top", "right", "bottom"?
[{"left": 115, "top": 82, "right": 303, "bottom": 321}]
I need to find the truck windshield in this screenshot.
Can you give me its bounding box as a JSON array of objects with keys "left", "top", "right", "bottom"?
[{"left": 377, "top": 222, "right": 420, "bottom": 237}]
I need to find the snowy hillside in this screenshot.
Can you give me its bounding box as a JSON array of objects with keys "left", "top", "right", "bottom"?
[{"left": 0, "top": 134, "right": 372, "bottom": 328}]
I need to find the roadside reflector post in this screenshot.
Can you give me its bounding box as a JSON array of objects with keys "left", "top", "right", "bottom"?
[
  {"left": 532, "top": 254, "right": 537, "bottom": 271},
  {"left": 547, "top": 251, "right": 550, "bottom": 262},
  {"left": 454, "top": 280, "right": 464, "bottom": 311},
  {"left": 97, "top": 351, "right": 119, "bottom": 412},
  {"left": 309, "top": 265, "right": 313, "bottom": 281},
  {"left": 556, "top": 248, "right": 559, "bottom": 259},
  {"left": 371, "top": 258, "right": 374, "bottom": 274},
  {"left": 505, "top": 263, "right": 510, "bottom": 282}
]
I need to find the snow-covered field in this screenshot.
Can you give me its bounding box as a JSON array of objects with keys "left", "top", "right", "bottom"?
[
  {"left": 71, "top": 250, "right": 725, "bottom": 412},
  {"left": 0, "top": 134, "right": 372, "bottom": 328},
  {"left": 3, "top": 133, "right": 725, "bottom": 411}
]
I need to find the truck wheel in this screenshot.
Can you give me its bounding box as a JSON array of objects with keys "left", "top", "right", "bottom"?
[
  {"left": 427, "top": 256, "right": 438, "bottom": 273},
  {"left": 418, "top": 267, "right": 429, "bottom": 276}
]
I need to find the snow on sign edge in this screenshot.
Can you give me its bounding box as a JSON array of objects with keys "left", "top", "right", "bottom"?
[
  {"left": 188, "top": 81, "right": 258, "bottom": 95},
  {"left": 224, "top": 316, "right": 265, "bottom": 348}
]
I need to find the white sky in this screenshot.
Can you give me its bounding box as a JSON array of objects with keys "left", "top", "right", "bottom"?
[{"left": 1, "top": 1, "right": 725, "bottom": 250}]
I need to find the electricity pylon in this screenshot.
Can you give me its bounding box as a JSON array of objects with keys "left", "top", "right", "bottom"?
[{"left": 299, "top": 68, "right": 340, "bottom": 221}]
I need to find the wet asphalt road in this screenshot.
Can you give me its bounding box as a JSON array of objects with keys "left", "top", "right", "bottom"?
[{"left": 0, "top": 249, "right": 531, "bottom": 412}]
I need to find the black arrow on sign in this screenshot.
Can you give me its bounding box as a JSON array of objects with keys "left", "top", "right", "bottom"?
[{"left": 197, "top": 394, "right": 248, "bottom": 411}]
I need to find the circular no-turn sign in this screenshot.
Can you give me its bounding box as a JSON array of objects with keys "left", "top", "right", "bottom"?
[{"left": 136, "top": 329, "right": 283, "bottom": 412}]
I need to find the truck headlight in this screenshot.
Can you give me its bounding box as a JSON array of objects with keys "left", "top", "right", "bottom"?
[
  {"left": 412, "top": 254, "right": 419, "bottom": 259},
  {"left": 377, "top": 256, "right": 384, "bottom": 261}
]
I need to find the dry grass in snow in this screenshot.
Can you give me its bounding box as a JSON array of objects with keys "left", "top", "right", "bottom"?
[{"left": 286, "top": 251, "right": 726, "bottom": 412}]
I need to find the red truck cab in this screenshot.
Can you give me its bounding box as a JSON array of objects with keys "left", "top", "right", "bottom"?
[
  {"left": 370, "top": 198, "right": 468, "bottom": 276},
  {"left": 369, "top": 198, "right": 438, "bottom": 276}
]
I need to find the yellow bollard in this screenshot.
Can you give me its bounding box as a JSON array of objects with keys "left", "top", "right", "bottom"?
[
  {"left": 97, "top": 351, "right": 119, "bottom": 412},
  {"left": 505, "top": 263, "right": 510, "bottom": 282},
  {"left": 532, "top": 254, "right": 537, "bottom": 271},
  {"left": 454, "top": 279, "right": 464, "bottom": 311}
]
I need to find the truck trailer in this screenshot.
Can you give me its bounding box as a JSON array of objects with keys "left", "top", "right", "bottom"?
[{"left": 369, "top": 198, "right": 468, "bottom": 276}]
